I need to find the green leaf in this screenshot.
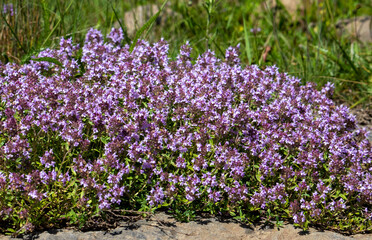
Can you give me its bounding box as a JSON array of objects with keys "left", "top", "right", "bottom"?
[
  {"left": 80, "top": 189, "right": 85, "bottom": 199},
  {"left": 67, "top": 209, "right": 77, "bottom": 223},
  {"left": 100, "top": 136, "right": 110, "bottom": 144},
  {"left": 339, "top": 193, "right": 347, "bottom": 201},
  {"left": 74, "top": 73, "right": 83, "bottom": 78},
  {"left": 129, "top": 0, "right": 169, "bottom": 53},
  {"left": 161, "top": 202, "right": 170, "bottom": 207},
  {"left": 255, "top": 171, "right": 262, "bottom": 183},
  {"left": 70, "top": 167, "right": 77, "bottom": 176},
  {"left": 303, "top": 221, "right": 309, "bottom": 230},
  {"left": 323, "top": 163, "right": 329, "bottom": 171},
  {"left": 0, "top": 138, "right": 6, "bottom": 148},
  {"left": 32, "top": 57, "right": 64, "bottom": 68},
  {"left": 6, "top": 228, "right": 16, "bottom": 233}
]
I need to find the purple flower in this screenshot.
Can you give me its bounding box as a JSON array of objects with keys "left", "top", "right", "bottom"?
[
  {"left": 1, "top": 28, "right": 371, "bottom": 234},
  {"left": 250, "top": 27, "right": 261, "bottom": 34},
  {"left": 28, "top": 190, "right": 38, "bottom": 199},
  {"left": 293, "top": 211, "right": 306, "bottom": 224},
  {"left": 107, "top": 28, "right": 124, "bottom": 45},
  {"left": 2, "top": 3, "right": 14, "bottom": 16}
]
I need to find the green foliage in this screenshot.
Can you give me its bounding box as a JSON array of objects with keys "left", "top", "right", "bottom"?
[{"left": 1, "top": 0, "right": 370, "bottom": 105}]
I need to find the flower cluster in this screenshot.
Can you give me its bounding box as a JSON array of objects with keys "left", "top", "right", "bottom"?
[
  {"left": 2, "top": 3, "right": 14, "bottom": 16},
  {"left": 0, "top": 28, "right": 371, "bottom": 233}
]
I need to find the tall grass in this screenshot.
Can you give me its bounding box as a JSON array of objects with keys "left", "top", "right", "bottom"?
[{"left": 1, "top": 0, "right": 371, "bottom": 105}]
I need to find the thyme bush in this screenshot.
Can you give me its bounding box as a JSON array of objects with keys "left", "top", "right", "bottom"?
[{"left": 0, "top": 28, "right": 371, "bottom": 235}]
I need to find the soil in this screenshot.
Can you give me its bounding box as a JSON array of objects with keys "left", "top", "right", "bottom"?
[{"left": 348, "top": 103, "right": 372, "bottom": 142}]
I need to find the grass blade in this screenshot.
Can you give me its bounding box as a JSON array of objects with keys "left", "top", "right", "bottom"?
[
  {"left": 110, "top": 1, "right": 131, "bottom": 45},
  {"left": 243, "top": 17, "right": 252, "bottom": 65},
  {"left": 41, "top": 0, "right": 51, "bottom": 42},
  {"left": 329, "top": 33, "right": 360, "bottom": 76},
  {"left": 307, "top": 44, "right": 348, "bottom": 71},
  {"left": 314, "top": 76, "right": 367, "bottom": 85},
  {"left": 1, "top": 13, "right": 26, "bottom": 53},
  {"left": 41, "top": 0, "right": 74, "bottom": 48},
  {"left": 129, "top": 0, "right": 169, "bottom": 53}
]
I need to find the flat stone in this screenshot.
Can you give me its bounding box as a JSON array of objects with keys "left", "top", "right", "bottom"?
[
  {"left": 2, "top": 212, "right": 371, "bottom": 240},
  {"left": 115, "top": 4, "right": 178, "bottom": 37},
  {"left": 336, "top": 16, "right": 372, "bottom": 43},
  {"left": 261, "top": 0, "right": 312, "bottom": 19}
]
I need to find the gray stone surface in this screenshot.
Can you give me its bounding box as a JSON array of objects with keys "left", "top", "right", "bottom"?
[
  {"left": 336, "top": 16, "right": 372, "bottom": 43},
  {"left": 115, "top": 4, "right": 178, "bottom": 37},
  {"left": 261, "top": 0, "right": 312, "bottom": 19},
  {"left": 1, "top": 212, "right": 371, "bottom": 240}
]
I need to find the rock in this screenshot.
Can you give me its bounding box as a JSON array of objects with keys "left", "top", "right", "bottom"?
[
  {"left": 261, "top": 0, "right": 312, "bottom": 19},
  {"left": 336, "top": 16, "right": 372, "bottom": 43},
  {"left": 2, "top": 212, "right": 372, "bottom": 240},
  {"left": 123, "top": 4, "right": 159, "bottom": 36},
  {"left": 276, "top": 0, "right": 305, "bottom": 16},
  {"left": 117, "top": 4, "right": 178, "bottom": 37}
]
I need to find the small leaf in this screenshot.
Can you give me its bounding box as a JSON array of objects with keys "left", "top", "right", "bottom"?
[
  {"left": 32, "top": 57, "right": 64, "bottom": 68},
  {"left": 255, "top": 171, "right": 262, "bottom": 183},
  {"left": 6, "top": 228, "right": 16, "bottom": 233},
  {"left": 339, "top": 193, "right": 347, "bottom": 201},
  {"left": 323, "top": 163, "right": 329, "bottom": 171},
  {"left": 80, "top": 189, "right": 85, "bottom": 199},
  {"left": 67, "top": 209, "right": 77, "bottom": 223},
  {"left": 100, "top": 136, "right": 110, "bottom": 144},
  {"left": 70, "top": 168, "right": 77, "bottom": 176},
  {"left": 74, "top": 73, "right": 83, "bottom": 78}
]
